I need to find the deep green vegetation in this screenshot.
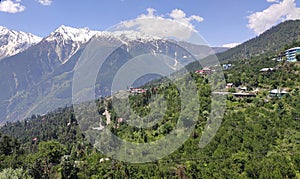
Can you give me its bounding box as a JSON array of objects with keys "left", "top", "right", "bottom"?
[
  {"left": 187, "top": 20, "right": 300, "bottom": 71},
  {"left": 1, "top": 40, "right": 300, "bottom": 178},
  {"left": 217, "top": 20, "right": 300, "bottom": 62}
]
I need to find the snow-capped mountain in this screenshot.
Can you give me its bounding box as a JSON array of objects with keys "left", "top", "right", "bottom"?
[
  {"left": 0, "top": 26, "right": 42, "bottom": 60},
  {"left": 0, "top": 24, "right": 227, "bottom": 63},
  {"left": 93, "top": 30, "right": 161, "bottom": 43},
  {"left": 40, "top": 25, "right": 164, "bottom": 64},
  {"left": 45, "top": 25, "right": 98, "bottom": 43},
  {"left": 42, "top": 25, "right": 98, "bottom": 64},
  {"left": 0, "top": 25, "right": 226, "bottom": 124}
]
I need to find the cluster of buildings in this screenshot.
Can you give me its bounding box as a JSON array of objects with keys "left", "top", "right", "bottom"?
[
  {"left": 195, "top": 64, "right": 233, "bottom": 76},
  {"left": 224, "top": 82, "right": 289, "bottom": 98},
  {"left": 220, "top": 47, "right": 299, "bottom": 98},
  {"left": 275, "top": 47, "right": 300, "bottom": 62},
  {"left": 224, "top": 83, "right": 258, "bottom": 98}
]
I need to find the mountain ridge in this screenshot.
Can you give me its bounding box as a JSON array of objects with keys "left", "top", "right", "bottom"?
[
  {"left": 0, "top": 25, "right": 221, "bottom": 123},
  {"left": 217, "top": 20, "right": 300, "bottom": 62},
  {"left": 0, "top": 26, "right": 42, "bottom": 60},
  {"left": 2, "top": 20, "right": 298, "bottom": 123}
]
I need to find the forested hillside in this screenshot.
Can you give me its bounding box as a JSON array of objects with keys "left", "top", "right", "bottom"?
[
  {"left": 186, "top": 20, "right": 300, "bottom": 73},
  {"left": 217, "top": 20, "right": 300, "bottom": 62},
  {"left": 0, "top": 43, "right": 300, "bottom": 178}
]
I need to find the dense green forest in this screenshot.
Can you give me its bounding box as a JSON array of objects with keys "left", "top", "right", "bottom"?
[
  {"left": 217, "top": 20, "right": 300, "bottom": 62},
  {"left": 1, "top": 40, "right": 300, "bottom": 178},
  {"left": 187, "top": 20, "right": 300, "bottom": 73}
]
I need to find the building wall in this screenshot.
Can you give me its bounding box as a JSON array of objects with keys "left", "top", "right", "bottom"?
[{"left": 285, "top": 47, "right": 300, "bottom": 62}]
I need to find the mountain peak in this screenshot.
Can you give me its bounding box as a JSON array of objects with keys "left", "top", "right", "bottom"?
[
  {"left": 92, "top": 30, "right": 162, "bottom": 44},
  {"left": 0, "top": 26, "right": 42, "bottom": 60},
  {"left": 54, "top": 25, "right": 89, "bottom": 33},
  {"left": 47, "top": 25, "right": 97, "bottom": 43},
  {"left": 0, "top": 26, "right": 11, "bottom": 32},
  {"left": 0, "top": 25, "right": 8, "bottom": 31},
  {"left": 41, "top": 25, "right": 98, "bottom": 64}
]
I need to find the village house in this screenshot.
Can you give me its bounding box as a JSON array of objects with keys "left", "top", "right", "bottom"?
[
  {"left": 238, "top": 86, "right": 247, "bottom": 92},
  {"left": 203, "top": 67, "right": 213, "bottom": 74},
  {"left": 226, "top": 83, "right": 234, "bottom": 89},
  {"left": 128, "top": 88, "right": 147, "bottom": 94},
  {"left": 100, "top": 158, "right": 110, "bottom": 163},
  {"left": 272, "top": 51, "right": 285, "bottom": 61},
  {"left": 269, "top": 89, "right": 288, "bottom": 98},
  {"left": 195, "top": 70, "right": 206, "bottom": 75},
  {"left": 195, "top": 67, "right": 213, "bottom": 76},
  {"left": 260, "top": 68, "right": 274, "bottom": 72},
  {"left": 222, "top": 63, "right": 232, "bottom": 70}
]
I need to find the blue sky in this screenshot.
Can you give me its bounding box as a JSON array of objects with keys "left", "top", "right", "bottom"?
[{"left": 0, "top": 0, "right": 300, "bottom": 47}]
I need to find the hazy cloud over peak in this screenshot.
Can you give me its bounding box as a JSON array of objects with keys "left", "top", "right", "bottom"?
[{"left": 117, "top": 8, "right": 204, "bottom": 42}]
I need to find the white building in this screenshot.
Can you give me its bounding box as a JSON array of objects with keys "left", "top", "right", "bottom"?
[{"left": 285, "top": 47, "right": 300, "bottom": 62}]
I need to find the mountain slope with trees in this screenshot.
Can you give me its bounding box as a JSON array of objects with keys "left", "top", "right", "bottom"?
[
  {"left": 217, "top": 20, "right": 300, "bottom": 62},
  {"left": 1, "top": 21, "right": 300, "bottom": 178},
  {"left": 0, "top": 45, "right": 300, "bottom": 177}
]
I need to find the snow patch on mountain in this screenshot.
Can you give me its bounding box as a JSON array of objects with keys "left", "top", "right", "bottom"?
[
  {"left": 44, "top": 25, "right": 99, "bottom": 64},
  {"left": 93, "top": 30, "right": 161, "bottom": 43},
  {"left": 46, "top": 25, "right": 98, "bottom": 43},
  {"left": 43, "top": 25, "right": 164, "bottom": 64},
  {"left": 0, "top": 26, "right": 42, "bottom": 60}
]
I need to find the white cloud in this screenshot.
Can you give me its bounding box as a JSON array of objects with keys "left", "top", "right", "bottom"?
[
  {"left": 248, "top": 0, "right": 300, "bottom": 35},
  {"left": 266, "top": 0, "right": 279, "bottom": 3},
  {"left": 168, "top": 9, "right": 204, "bottom": 29},
  {"left": 170, "top": 9, "right": 186, "bottom": 19},
  {"left": 222, "top": 43, "right": 241, "bottom": 48},
  {"left": 0, "top": 0, "right": 25, "bottom": 13},
  {"left": 145, "top": 8, "right": 156, "bottom": 17},
  {"left": 116, "top": 8, "right": 204, "bottom": 42},
  {"left": 189, "top": 15, "right": 204, "bottom": 22},
  {"left": 36, "top": 0, "right": 52, "bottom": 6},
  {"left": 170, "top": 9, "right": 204, "bottom": 23}
]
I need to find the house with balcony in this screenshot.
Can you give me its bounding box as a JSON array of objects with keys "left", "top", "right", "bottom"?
[{"left": 285, "top": 47, "right": 300, "bottom": 62}]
